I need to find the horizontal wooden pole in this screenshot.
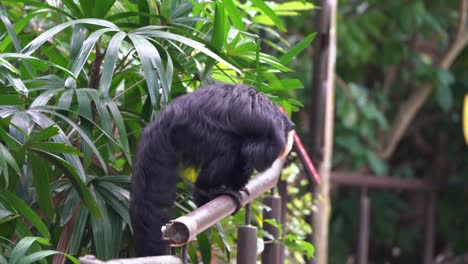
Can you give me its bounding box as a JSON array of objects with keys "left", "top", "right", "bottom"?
[{"left": 331, "top": 172, "right": 435, "bottom": 191}]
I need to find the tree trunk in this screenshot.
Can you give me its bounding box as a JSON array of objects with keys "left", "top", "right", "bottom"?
[{"left": 308, "top": 0, "right": 337, "bottom": 263}]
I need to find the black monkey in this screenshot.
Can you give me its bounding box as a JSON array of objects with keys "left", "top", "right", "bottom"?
[{"left": 130, "top": 83, "right": 295, "bottom": 257}]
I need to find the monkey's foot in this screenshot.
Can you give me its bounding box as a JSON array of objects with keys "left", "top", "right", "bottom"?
[{"left": 208, "top": 189, "right": 245, "bottom": 215}]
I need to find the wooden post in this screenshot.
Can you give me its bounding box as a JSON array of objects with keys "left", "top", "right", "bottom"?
[
  {"left": 308, "top": 0, "right": 337, "bottom": 263},
  {"left": 423, "top": 192, "right": 435, "bottom": 264},
  {"left": 262, "top": 196, "right": 282, "bottom": 264},
  {"left": 356, "top": 188, "right": 370, "bottom": 264}
]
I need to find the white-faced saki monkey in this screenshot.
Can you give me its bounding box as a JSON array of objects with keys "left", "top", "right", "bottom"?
[{"left": 130, "top": 83, "right": 295, "bottom": 256}]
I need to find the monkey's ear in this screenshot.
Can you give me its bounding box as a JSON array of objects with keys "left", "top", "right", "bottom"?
[{"left": 279, "top": 130, "right": 294, "bottom": 159}]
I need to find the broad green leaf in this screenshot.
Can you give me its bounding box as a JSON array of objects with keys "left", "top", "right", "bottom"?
[
  {"left": 280, "top": 33, "right": 316, "bottom": 64},
  {"left": 128, "top": 34, "right": 162, "bottom": 107},
  {"left": 81, "top": 90, "right": 116, "bottom": 163},
  {"left": 27, "top": 110, "right": 88, "bottom": 180},
  {"left": 95, "top": 175, "right": 131, "bottom": 184},
  {"left": 22, "top": 19, "right": 119, "bottom": 55},
  {"left": 92, "top": 0, "right": 117, "bottom": 18},
  {"left": 269, "top": 79, "right": 304, "bottom": 90},
  {"left": 99, "top": 32, "right": 127, "bottom": 95},
  {"left": 0, "top": 58, "right": 20, "bottom": 74},
  {"left": 96, "top": 183, "right": 130, "bottom": 225},
  {"left": 0, "top": 143, "right": 13, "bottom": 187},
  {"left": 4, "top": 73, "right": 28, "bottom": 96},
  {"left": 0, "top": 119, "right": 21, "bottom": 150},
  {"left": 30, "top": 142, "right": 81, "bottom": 155},
  {"left": 133, "top": 29, "right": 240, "bottom": 73},
  {"left": 30, "top": 149, "right": 101, "bottom": 217},
  {"left": 222, "top": 0, "right": 244, "bottom": 30},
  {"left": 0, "top": 143, "right": 20, "bottom": 176},
  {"left": 249, "top": 0, "right": 286, "bottom": 32},
  {"left": 68, "top": 25, "right": 88, "bottom": 66},
  {"left": 75, "top": 90, "right": 93, "bottom": 167},
  {"left": 90, "top": 192, "right": 113, "bottom": 259},
  {"left": 106, "top": 11, "right": 162, "bottom": 23},
  {"left": 136, "top": 0, "right": 150, "bottom": 25},
  {"left": 161, "top": 0, "right": 172, "bottom": 20},
  {"left": 30, "top": 108, "right": 108, "bottom": 175},
  {"left": 214, "top": 224, "right": 231, "bottom": 260},
  {"left": 29, "top": 153, "right": 53, "bottom": 221},
  {"left": 69, "top": 205, "right": 89, "bottom": 254},
  {"left": 9, "top": 111, "right": 32, "bottom": 143},
  {"left": 70, "top": 28, "right": 118, "bottom": 78},
  {"left": 78, "top": 0, "right": 93, "bottom": 17},
  {"left": 2, "top": 0, "right": 73, "bottom": 18},
  {"left": 61, "top": 0, "right": 83, "bottom": 17},
  {"left": 30, "top": 90, "right": 62, "bottom": 108},
  {"left": 106, "top": 100, "right": 132, "bottom": 164},
  {"left": 10, "top": 237, "right": 50, "bottom": 264},
  {"left": 242, "top": 52, "right": 292, "bottom": 72},
  {"left": 272, "top": 1, "right": 314, "bottom": 11},
  {"left": 0, "top": 208, "right": 17, "bottom": 224},
  {"left": 1, "top": 53, "right": 75, "bottom": 78},
  {"left": 28, "top": 126, "right": 59, "bottom": 143},
  {"left": 19, "top": 250, "right": 78, "bottom": 264},
  {"left": 57, "top": 90, "right": 74, "bottom": 110},
  {"left": 0, "top": 15, "right": 22, "bottom": 52},
  {"left": 212, "top": 2, "right": 226, "bottom": 52},
  {"left": 60, "top": 190, "right": 79, "bottom": 226},
  {"left": 0, "top": 191, "right": 50, "bottom": 240},
  {"left": 0, "top": 10, "right": 51, "bottom": 52},
  {"left": 197, "top": 232, "right": 212, "bottom": 264}
]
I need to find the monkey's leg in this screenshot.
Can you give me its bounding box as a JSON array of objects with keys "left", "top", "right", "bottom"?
[{"left": 193, "top": 154, "right": 236, "bottom": 208}]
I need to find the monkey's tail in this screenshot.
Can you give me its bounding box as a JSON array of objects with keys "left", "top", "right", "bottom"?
[{"left": 130, "top": 124, "right": 179, "bottom": 256}]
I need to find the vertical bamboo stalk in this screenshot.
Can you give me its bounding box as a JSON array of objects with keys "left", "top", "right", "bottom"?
[{"left": 308, "top": 0, "right": 337, "bottom": 263}]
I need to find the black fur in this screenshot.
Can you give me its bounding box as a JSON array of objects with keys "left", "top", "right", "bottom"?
[{"left": 130, "top": 83, "right": 294, "bottom": 256}]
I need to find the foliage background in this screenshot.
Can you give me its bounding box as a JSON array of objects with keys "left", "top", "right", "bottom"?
[
  {"left": 0, "top": 0, "right": 315, "bottom": 263},
  {"left": 1, "top": 0, "right": 468, "bottom": 263},
  {"left": 288, "top": 0, "right": 468, "bottom": 263}
]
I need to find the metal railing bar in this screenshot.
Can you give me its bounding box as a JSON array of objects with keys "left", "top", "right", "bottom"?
[
  {"left": 162, "top": 158, "right": 286, "bottom": 246},
  {"left": 293, "top": 131, "right": 321, "bottom": 184},
  {"left": 78, "top": 255, "right": 183, "bottom": 264}
]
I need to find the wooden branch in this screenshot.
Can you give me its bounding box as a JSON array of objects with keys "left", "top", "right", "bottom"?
[
  {"left": 379, "top": 0, "right": 468, "bottom": 160},
  {"left": 455, "top": 0, "right": 467, "bottom": 42},
  {"left": 380, "top": 82, "right": 432, "bottom": 160},
  {"left": 382, "top": 65, "right": 398, "bottom": 95}
]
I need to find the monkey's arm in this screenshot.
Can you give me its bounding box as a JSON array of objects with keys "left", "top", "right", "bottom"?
[
  {"left": 279, "top": 130, "right": 295, "bottom": 159},
  {"left": 198, "top": 131, "right": 295, "bottom": 214}
]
